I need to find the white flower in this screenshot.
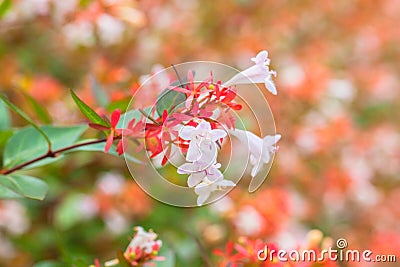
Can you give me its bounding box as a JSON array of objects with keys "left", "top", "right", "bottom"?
[
  {"left": 62, "top": 20, "right": 95, "bottom": 48},
  {"left": 230, "top": 129, "right": 281, "bottom": 177},
  {"left": 178, "top": 162, "right": 223, "bottom": 187},
  {"left": 194, "top": 175, "right": 236, "bottom": 206},
  {"left": 179, "top": 120, "right": 226, "bottom": 162},
  {"left": 126, "top": 227, "right": 162, "bottom": 254},
  {"left": 235, "top": 206, "right": 264, "bottom": 236},
  {"left": 97, "top": 14, "right": 126, "bottom": 46},
  {"left": 224, "top": 50, "right": 277, "bottom": 95}
]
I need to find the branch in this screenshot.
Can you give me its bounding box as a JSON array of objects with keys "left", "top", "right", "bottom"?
[{"left": 0, "top": 137, "right": 118, "bottom": 175}]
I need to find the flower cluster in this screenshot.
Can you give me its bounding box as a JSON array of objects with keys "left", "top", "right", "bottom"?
[
  {"left": 102, "top": 227, "right": 164, "bottom": 267},
  {"left": 93, "top": 51, "right": 280, "bottom": 205}
]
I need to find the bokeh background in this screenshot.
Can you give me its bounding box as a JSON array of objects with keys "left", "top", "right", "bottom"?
[{"left": 0, "top": 0, "right": 399, "bottom": 266}]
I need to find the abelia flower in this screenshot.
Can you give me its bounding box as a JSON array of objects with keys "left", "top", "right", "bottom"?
[
  {"left": 230, "top": 129, "right": 281, "bottom": 177},
  {"left": 170, "top": 70, "right": 213, "bottom": 109},
  {"left": 89, "top": 109, "right": 124, "bottom": 155},
  {"left": 194, "top": 174, "right": 236, "bottom": 206},
  {"left": 213, "top": 241, "right": 246, "bottom": 267},
  {"left": 179, "top": 120, "right": 226, "bottom": 162},
  {"left": 224, "top": 50, "right": 277, "bottom": 95},
  {"left": 209, "top": 82, "right": 242, "bottom": 110},
  {"left": 178, "top": 162, "right": 223, "bottom": 188},
  {"left": 104, "top": 227, "right": 164, "bottom": 267},
  {"left": 125, "top": 227, "right": 162, "bottom": 254}
]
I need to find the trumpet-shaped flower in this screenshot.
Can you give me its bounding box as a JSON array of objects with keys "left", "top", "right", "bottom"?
[
  {"left": 194, "top": 175, "right": 236, "bottom": 206},
  {"left": 230, "top": 129, "right": 281, "bottom": 177},
  {"left": 223, "top": 50, "right": 277, "bottom": 95},
  {"left": 178, "top": 162, "right": 223, "bottom": 187},
  {"left": 179, "top": 120, "right": 226, "bottom": 162},
  {"left": 125, "top": 226, "right": 162, "bottom": 254},
  {"left": 105, "top": 227, "right": 164, "bottom": 267}
]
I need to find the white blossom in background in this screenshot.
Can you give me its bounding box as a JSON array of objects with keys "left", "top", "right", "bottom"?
[
  {"left": 104, "top": 209, "right": 129, "bottom": 235},
  {"left": 77, "top": 195, "right": 99, "bottom": 220},
  {"left": 210, "top": 196, "right": 234, "bottom": 214},
  {"left": 234, "top": 206, "right": 264, "bottom": 236},
  {"left": 96, "top": 14, "right": 126, "bottom": 46},
  {"left": 62, "top": 20, "right": 95, "bottom": 48},
  {"left": 52, "top": 0, "right": 78, "bottom": 24},
  {"left": 224, "top": 50, "right": 277, "bottom": 95},
  {"left": 230, "top": 129, "right": 281, "bottom": 177},
  {"left": 278, "top": 60, "right": 305, "bottom": 88},
  {"left": 326, "top": 79, "right": 355, "bottom": 101},
  {"left": 0, "top": 233, "right": 16, "bottom": 259},
  {"left": 0, "top": 200, "right": 30, "bottom": 235},
  {"left": 126, "top": 227, "right": 162, "bottom": 254},
  {"left": 18, "top": 0, "right": 50, "bottom": 19},
  {"left": 96, "top": 172, "right": 125, "bottom": 195}
]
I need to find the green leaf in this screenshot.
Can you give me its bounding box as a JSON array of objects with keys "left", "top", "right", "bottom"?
[
  {"left": 0, "top": 0, "right": 11, "bottom": 19},
  {"left": 0, "top": 174, "right": 48, "bottom": 200},
  {"left": 0, "top": 130, "right": 13, "bottom": 148},
  {"left": 0, "top": 99, "right": 11, "bottom": 130},
  {"left": 155, "top": 75, "right": 190, "bottom": 117},
  {"left": 156, "top": 89, "right": 187, "bottom": 117},
  {"left": 33, "top": 260, "right": 66, "bottom": 267},
  {"left": 90, "top": 76, "right": 110, "bottom": 107},
  {"left": 0, "top": 94, "right": 51, "bottom": 150},
  {"left": 70, "top": 90, "right": 110, "bottom": 127},
  {"left": 3, "top": 125, "right": 87, "bottom": 169},
  {"left": 22, "top": 91, "right": 52, "bottom": 124}
]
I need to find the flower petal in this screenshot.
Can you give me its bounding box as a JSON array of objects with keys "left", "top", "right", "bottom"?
[
  {"left": 104, "top": 132, "right": 114, "bottom": 153},
  {"left": 111, "top": 109, "right": 121, "bottom": 128},
  {"left": 251, "top": 50, "right": 268, "bottom": 64},
  {"left": 265, "top": 78, "right": 277, "bottom": 95},
  {"left": 197, "top": 121, "right": 212, "bottom": 132},
  {"left": 179, "top": 126, "right": 196, "bottom": 140},
  {"left": 210, "top": 129, "right": 227, "bottom": 141},
  {"left": 216, "top": 179, "right": 236, "bottom": 187},
  {"left": 188, "top": 172, "right": 206, "bottom": 187},
  {"left": 186, "top": 140, "right": 202, "bottom": 162}
]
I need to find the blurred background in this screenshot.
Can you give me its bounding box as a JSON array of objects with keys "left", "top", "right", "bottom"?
[{"left": 0, "top": 0, "right": 399, "bottom": 266}]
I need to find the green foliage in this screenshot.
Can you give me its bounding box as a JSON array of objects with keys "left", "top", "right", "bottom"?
[
  {"left": 22, "top": 91, "right": 52, "bottom": 124},
  {"left": 3, "top": 125, "right": 87, "bottom": 169},
  {"left": 0, "top": 94, "right": 52, "bottom": 149},
  {"left": 0, "top": 98, "right": 11, "bottom": 130},
  {"left": 0, "top": 0, "right": 11, "bottom": 19},
  {"left": 0, "top": 174, "right": 48, "bottom": 200},
  {"left": 54, "top": 194, "right": 88, "bottom": 230},
  {"left": 0, "top": 129, "right": 13, "bottom": 148},
  {"left": 70, "top": 90, "right": 110, "bottom": 127},
  {"left": 156, "top": 88, "right": 187, "bottom": 117},
  {"left": 32, "top": 261, "right": 66, "bottom": 267},
  {"left": 155, "top": 76, "right": 190, "bottom": 117}
]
